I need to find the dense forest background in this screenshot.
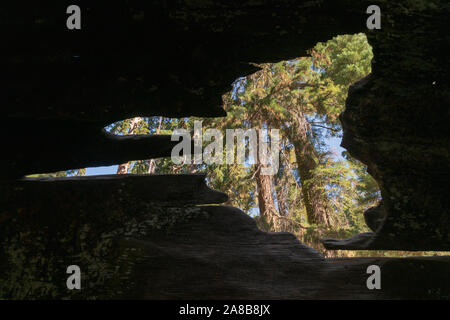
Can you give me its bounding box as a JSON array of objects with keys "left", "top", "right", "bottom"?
[{"left": 31, "top": 34, "right": 443, "bottom": 257}]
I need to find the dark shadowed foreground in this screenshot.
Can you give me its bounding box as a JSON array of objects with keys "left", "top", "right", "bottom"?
[{"left": 0, "top": 175, "right": 448, "bottom": 299}]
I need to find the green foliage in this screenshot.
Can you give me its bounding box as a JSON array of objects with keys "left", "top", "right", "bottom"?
[{"left": 26, "top": 168, "right": 86, "bottom": 178}]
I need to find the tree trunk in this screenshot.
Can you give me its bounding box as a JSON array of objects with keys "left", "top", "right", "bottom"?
[
  {"left": 147, "top": 117, "right": 163, "bottom": 174},
  {"left": 255, "top": 165, "right": 278, "bottom": 231},
  {"left": 116, "top": 117, "right": 141, "bottom": 174},
  {"left": 289, "top": 111, "right": 332, "bottom": 227},
  {"left": 255, "top": 125, "right": 281, "bottom": 232}
]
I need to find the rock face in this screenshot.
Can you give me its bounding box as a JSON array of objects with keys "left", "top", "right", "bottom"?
[{"left": 0, "top": 1, "right": 449, "bottom": 299}]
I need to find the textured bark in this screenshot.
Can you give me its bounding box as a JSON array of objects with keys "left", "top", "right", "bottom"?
[
  {"left": 364, "top": 201, "right": 386, "bottom": 232},
  {"left": 1, "top": 180, "right": 448, "bottom": 299},
  {"left": 255, "top": 164, "right": 278, "bottom": 231},
  {"left": 255, "top": 125, "right": 282, "bottom": 232},
  {"left": 290, "top": 111, "right": 332, "bottom": 227}
]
